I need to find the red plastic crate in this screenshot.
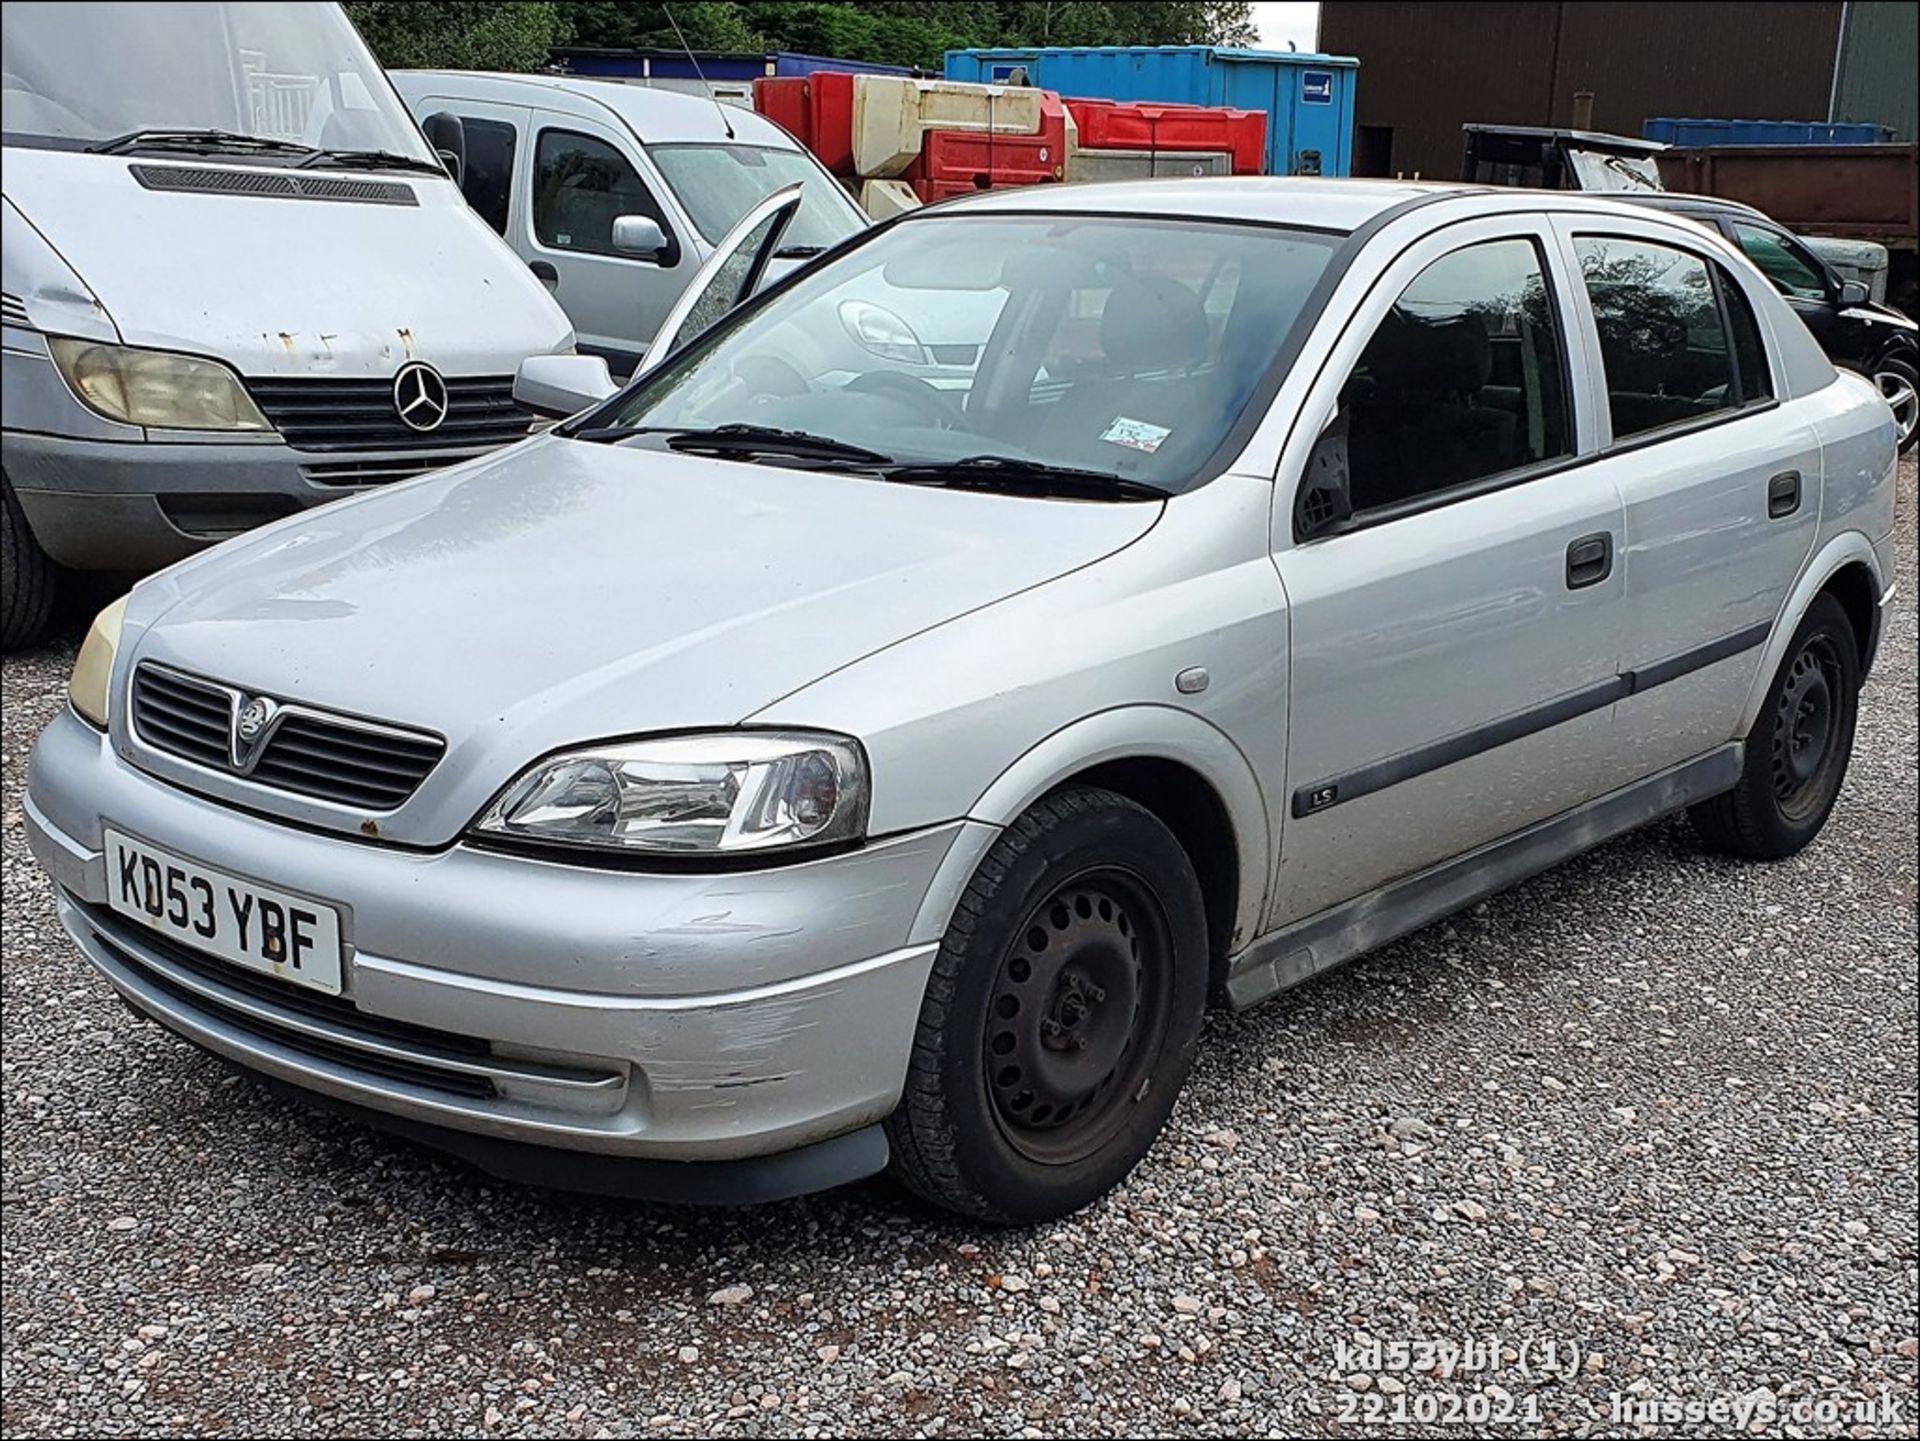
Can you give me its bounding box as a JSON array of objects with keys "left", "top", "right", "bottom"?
[
  {"left": 1064, "top": 98, "right": 1267, "bottom": 175},
  {"left": 752, "top": 77, "right": 811, "bottom": 149},
  {"left": 806, "top": 71, "right": 858, "bottom": 176},
  {"left": 906, "top": 93, "right": 1069, "bottom": 196}
]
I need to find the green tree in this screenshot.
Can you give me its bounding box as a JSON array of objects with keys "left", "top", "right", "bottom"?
[
  {"left": 556, "top": 2, "right": 761, "bottom": 54},
  {"left": 345, "top": 2, "right": 565, "bottom": 70}
]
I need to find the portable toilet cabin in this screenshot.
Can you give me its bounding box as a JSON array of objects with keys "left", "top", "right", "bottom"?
[{"left": 944, "top": 45, "right": 1358, "bottom": 177}]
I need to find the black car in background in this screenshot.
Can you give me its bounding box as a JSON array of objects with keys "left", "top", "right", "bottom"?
[{"left": 1620, "top": 193, "right": 1918, "bottom": 452}]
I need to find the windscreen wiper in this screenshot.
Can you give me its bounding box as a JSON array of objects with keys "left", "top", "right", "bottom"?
[
  {"left": 570, "top": 423, "right": 894, "bottom": 466},
  {"left": 880, "top": 454, "right": 1167, "bottom": 501},
  {"left": 88, "top": 128, "right": 318, "bottom": 158},
  {"left": 299, "top": 148, "right": 450, "bottom": 177},
  {"left": 774, "top": 244, "right": 828, "bottom": 259}
]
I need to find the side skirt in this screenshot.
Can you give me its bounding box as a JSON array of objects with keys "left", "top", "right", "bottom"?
[{"left": 1224, "top": 744, "right": 1743, "bottom": 1011}]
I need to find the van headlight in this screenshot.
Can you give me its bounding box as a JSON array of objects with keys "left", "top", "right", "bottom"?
[
  {"left": 475, "top": 732, "right": 870, "bottom": 856},
  {"left": 69, "top": 595, "right": 128, "bottom": 728},
  {"left": 838, "top": 300, "right": 929, "bottom": 365},
  {"left": 49, "top": 338, "right": 271, "bottom": 431}
]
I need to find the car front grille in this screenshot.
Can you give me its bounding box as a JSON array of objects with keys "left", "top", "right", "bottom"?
[
  {"left": 131, "top": 663, "right": 446, "bottom": 811},
  {"left": 248, "top": 375, "right": 532, "bottom": 452}
]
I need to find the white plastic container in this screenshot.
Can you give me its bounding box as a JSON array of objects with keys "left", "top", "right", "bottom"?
[{"left": 852, "top": 76, "right": 1044, "bottom": 178}]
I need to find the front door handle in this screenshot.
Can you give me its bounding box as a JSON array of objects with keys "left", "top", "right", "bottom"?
[
  {"left": 1566, "top": 532, "right": 1614, "bottom": 590},
  {"left": 529, "top": 260, "right": 559, "bottom": 286},
  {"left": 1767, "top": 469, "right": 1802, "bottom": 519}
]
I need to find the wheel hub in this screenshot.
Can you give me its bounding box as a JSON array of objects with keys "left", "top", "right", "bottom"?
[
  {"left": 1773, "top": 643, "right": 1836, "bottom": 798},
  {"left": 1877, "top": 370, "right": 1918, "bottom": 446},
  {"left": 985, "top": 876, "right": 1167, "bottom": 1161}
]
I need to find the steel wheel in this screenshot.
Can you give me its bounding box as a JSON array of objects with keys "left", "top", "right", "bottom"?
[
  {"left": 1876, "top": 367, "right": 1919, "bottom": 447},
  {"left": 983, "top": 867, "right": 1175, "bottom": 1167},
  {"left": 1770, "top": 634, "right": 1844, "bottom": 822}
]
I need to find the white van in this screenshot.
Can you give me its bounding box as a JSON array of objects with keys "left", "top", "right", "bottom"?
[
  {"left": 390, "top": 71, "right": 872, "bottom": 377},
  {"left": 1, "top": 3, "right": 573, "bottom": 648}
]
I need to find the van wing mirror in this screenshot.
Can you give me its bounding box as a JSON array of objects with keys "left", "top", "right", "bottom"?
[
  {"left": 513, "top": 354, "right": 617, "bottom": 420},
  {"left": 1836, "top": 278, "right": 1870, "bottom": 307},
  {"left": 1294, "top": 412, "right": 1355, "bottom": 541},
  {"left": 612, "top": 214, "right": 670, "bottom": 260},
  {"left": 421, "top": 111, "right": 466, "bottom": 186}
]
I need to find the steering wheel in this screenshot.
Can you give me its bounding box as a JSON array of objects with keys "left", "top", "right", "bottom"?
[{"left": 844, "top": 371, "right": 964, "bottom": 428}]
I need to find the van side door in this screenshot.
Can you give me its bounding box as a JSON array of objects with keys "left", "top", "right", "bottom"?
[
  {"left": 1271, "top": 216, "right": 1627, "bottom": 928},
  {"left": 525, "top": 109, "right": 694, "bottom": 376},
  {"left": 1550, "top": 217, "right": 1822, "bottom": 786}
]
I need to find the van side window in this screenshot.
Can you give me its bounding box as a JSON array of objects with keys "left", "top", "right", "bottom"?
[
  {"left": 1341, "top": 237, "right": 1571, "bottom": 512},
  {"left": 1721, "top": 270, "right": 1775, "bottom": 403},
  {"left": 458, "top": 117, "right": 516, "bottom": 236},
  {"left": 1730, "top": 222, "right": 1828, "bottom": 301},
  {"left": 533, "top": 129, "right": 673, "bottom": 260},
  {"left": 1575, "top": 236, "right": 1740, "bottom": 441}
]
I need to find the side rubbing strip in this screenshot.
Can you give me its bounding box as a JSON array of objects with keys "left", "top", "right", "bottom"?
[{"left": 1290, "top": 622, "right": 1771, "bottom": 818}]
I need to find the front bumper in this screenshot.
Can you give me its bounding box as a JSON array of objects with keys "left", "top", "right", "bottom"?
[
  {"left": 2, "top": 429, "right": 500, "bottom": 571},
  {"left": 27, "top": 706, "right": 971, "bottom": 1190}
]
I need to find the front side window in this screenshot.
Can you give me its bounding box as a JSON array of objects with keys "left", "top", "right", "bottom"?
[
  {"left": 649, "top": 143, "right": 865, "bottom": 251},
  {"left": 592, "top": 215, "right": 1341, "bottom": 492},
  {"left": 1731, "top": 222, "right": 1829, "bottom": 301},
  {"left": 533, "top": 128, "right": 673, "bottom": 260},
  {"left": 1575, "top": 236, "right": 1752, "bottom": 440},
  {"left": 1341, "top": 237, "right": 1571, "bottom": 512},
  {"left": 458, "top": 117, "right": 516, "bottom": 236}
]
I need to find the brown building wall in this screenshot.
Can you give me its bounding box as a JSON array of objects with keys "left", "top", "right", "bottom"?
[{"left": 1321, "top": 1, "right": 1846, "bottom": 180}]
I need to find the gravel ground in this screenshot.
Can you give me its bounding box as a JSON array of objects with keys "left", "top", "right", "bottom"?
[{"left": 3, "top": 458, "right": 1915, "bottom": 1439}]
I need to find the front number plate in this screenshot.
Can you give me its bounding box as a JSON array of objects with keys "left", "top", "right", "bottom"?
[{"left": 103, "top": 828, "right": 344, "bottom": 995}]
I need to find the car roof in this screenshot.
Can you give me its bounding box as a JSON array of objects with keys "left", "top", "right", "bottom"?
[
  {"left": 393, "top": 70, "right": 798, "bottom": 149},
  {"left": 921, "top": 178, "right": 1740, "bottom": 237}
]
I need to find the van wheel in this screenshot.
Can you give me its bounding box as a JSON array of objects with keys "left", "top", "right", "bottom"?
[
  {"left": 886, "top": 787, "right": 1208, "bottom": 1223},
  {"left": 1691, "top": 595, "right": 1860, "bottom": 860},
  {"left": 2, "top": 474, "right": 57, "bottom": 652}
]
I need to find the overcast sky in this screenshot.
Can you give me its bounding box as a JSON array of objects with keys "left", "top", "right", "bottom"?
[{"left": 1251, "top": 1, "right": 1322, "bottom": 51}]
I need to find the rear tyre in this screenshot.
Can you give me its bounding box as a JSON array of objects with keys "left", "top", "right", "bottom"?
[
  {"left": 1872, "top": 357, "right": 1918, "bottom": 454},
  {"left": 1691, "top": 594, "right": 1860, "bottom": 860},
  {"left": 2, "top": 474, "right": 57, "bottom": 652},
  {"left": 886, "top": 786, "right": 1208, "bottom": 1223}
]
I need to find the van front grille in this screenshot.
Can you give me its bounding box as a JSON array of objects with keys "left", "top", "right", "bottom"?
[{"left": 249, "top": 376, "right": 532, "bottom": 453}]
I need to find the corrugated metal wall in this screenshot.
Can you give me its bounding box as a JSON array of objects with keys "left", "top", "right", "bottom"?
[
  {"left": 1321, "top": 1, "right": 1846, "bottom": 179},
  {"left": 1832, "top": 1, "right": 1919, "bottom": 141}
]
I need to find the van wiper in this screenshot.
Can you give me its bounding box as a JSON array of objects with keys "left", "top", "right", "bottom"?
[
  {"left": 88, "top": 128, "right": 318, "bottom": 158},
  {"left": 299, "top": 148, "right": 450, "bottom": 177},
  {"left": 571, "top": 423, "right": 894, "bottom": 466},
  {"left": 880, "top": 455, "right": 1167, "bottom": 500}
]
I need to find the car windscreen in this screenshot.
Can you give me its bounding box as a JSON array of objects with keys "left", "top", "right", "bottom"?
[
  {"left": 649, "top": 143, "right": 867, "bottom": 250},
  {"left": 592, "top": 213, "right": 1342, "bottom": 493},
  {"left": 0, "top": 0, "right": 433, "bottom": 160}
]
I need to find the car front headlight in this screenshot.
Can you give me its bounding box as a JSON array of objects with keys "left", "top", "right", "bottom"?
[
  {"left": 838, "top": 300, "right": 929, "bottom": 365},
  {"left": 49, "top": 338, "right": 271, "bottom": 431},
  {"left": 69, "top": 595, "right": 128, "bottom": 728},
  {"left": 475, "top": 731, "right": 870, "bottom": 856}
]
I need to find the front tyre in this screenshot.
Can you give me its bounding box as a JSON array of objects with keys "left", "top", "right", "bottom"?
[
  {"left": 2, "top": 473, "right": 58, "bottom": 652},
  {"left": 887, "top": 787, "right": 1208, "bottom": 1223},
  {"left": 1691, "top": 594, "right": 1860, "bottom": 860}
]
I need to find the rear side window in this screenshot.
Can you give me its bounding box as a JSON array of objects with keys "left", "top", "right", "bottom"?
[
  {"left": 1575, "top": 236, "right": 1772, "bottom": 441},
  {"left": 1731, "top": 222, "right": 1828, "bottom": 301},
  {"left": 1341, "top": 237, "right": 1572, "bottom": 512},
  {"left": 1722, "top": 274, "right": 1775, "bottom": 402},
  {"left": 457, "top": 117, "right": 516, "bottom": 236},
  {"left": 532, "top": 128, "right": 675, "bottom": 260}
]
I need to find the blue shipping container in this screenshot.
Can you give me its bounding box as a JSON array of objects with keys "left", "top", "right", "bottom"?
[
  {"left": 944, "top": 45, "right": 1359, "bottom": 176},
  {"left": 1642, "top": 116, "right": 1893, "bottom": 146}
]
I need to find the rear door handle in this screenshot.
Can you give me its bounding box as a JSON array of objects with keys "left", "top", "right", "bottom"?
[
  {"left": 1566, "top": 532, "right": 1614, "bottom": 590},
  {"left": 1767, "top": 469, "right": 1802, "bottom": 518}
]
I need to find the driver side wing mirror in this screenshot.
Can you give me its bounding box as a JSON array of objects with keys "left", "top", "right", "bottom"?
[
  {"left": 1836, "top": 278, "right": 1871, "bottom": 307},
  {"left": 1294, "top": 411, "right": 1355, "bottom": 541},
  {"left": 612, "top": 214, "right": 671, "bottom": 263},
  {"left": 421, "top": 111, "right": 466, "bottom": 187},
  {"left": 513, "top": 354, "right": 617, "bottom": 420}
]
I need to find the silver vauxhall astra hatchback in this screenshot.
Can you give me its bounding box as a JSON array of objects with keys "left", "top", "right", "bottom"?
[{"left": 27, "top": 179, "right": 1900, "bottom": 1222}]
